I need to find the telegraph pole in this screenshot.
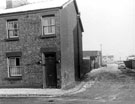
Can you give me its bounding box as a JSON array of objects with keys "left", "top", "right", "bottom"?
[{"left": 100, "top": 44, "right": 102, "bottom": 66}]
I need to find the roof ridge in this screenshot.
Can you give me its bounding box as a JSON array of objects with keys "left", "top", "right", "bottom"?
[
  {"left": 28, "top": 0, "right": 53, "bottom": 4},
  {"left": 0, "top": 0, "right": 70, "bottom": 15},
  {"left": 62, "top": 0, "right": 73, "bottom": 8}
]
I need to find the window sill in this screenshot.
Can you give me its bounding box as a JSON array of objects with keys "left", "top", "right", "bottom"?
[
  {"left": 4, "top": 76, "right": 22, "bottom": 81},
  {"left": 4, "top": 38, "right": 19, "bottom": 42},
  {"left": 39, "top": 34, "right": 56, "bottom": 39}
]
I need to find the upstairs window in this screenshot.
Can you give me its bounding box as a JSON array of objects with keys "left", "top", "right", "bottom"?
[
  {"left": 7, "top": 19, "right": 19, "bottom": 38},
  {"left": 7, "top": 57, "right": 22, "bottom": 77},
  {"left": 42, "top": 16, "right": 55, "bottom": 35}
]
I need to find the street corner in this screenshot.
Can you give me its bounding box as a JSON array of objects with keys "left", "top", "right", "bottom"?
[{"left": 64, "top": 80, "right": 96, "bottom": 96}]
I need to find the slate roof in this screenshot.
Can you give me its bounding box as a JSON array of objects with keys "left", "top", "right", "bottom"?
[
  {"left": 0, "top": 0, "right": 84, "bottom": 32},
  {"left": 0, "top": 0, "right": 73, "bottom": 15}
]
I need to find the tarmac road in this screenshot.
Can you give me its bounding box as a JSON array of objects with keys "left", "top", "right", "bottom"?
[{"left": 1, "top": 64, "right": 135, "bottom": 104}]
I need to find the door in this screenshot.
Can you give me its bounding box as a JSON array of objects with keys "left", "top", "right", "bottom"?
[{"left": 45, "top": 53, "right": 57, "bottom": 88}]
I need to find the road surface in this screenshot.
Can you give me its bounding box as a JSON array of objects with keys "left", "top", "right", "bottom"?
[{"left": 1, "top": 64, "right": 135, "bottom": 104}]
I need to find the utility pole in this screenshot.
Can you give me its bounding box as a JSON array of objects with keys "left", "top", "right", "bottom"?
[
  {"left": 100, "top": 44, "right": 102, "bottom": 66},
  {"left": 119, "top": 57, "right": 121, "bottom": 61},
  {"left": 100, "top": 44, "right": 102, "bottom": 53}
]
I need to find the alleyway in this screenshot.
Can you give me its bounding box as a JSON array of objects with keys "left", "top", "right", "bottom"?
[{"left": 1, "top": 64, "right": 135, "bottom": 104}]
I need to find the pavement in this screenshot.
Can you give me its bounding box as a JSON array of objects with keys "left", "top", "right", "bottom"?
[
  {"left": 0, "top": 66, "right": 110, "bottom": 98},
  {"left": 0, "top": 81, "right": 89, "bottom": 98},
  {"left": 1, "top": 64, "right": 135, "bottom": 104}
]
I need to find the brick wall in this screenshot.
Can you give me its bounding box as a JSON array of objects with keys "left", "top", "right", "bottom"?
[{"left": 0, "top": 9, "right": 61, "bottom": 88}]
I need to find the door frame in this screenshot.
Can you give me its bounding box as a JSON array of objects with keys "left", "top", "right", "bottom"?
[{"left": 42, "top": 52, "right": 57, "bottom": 88}]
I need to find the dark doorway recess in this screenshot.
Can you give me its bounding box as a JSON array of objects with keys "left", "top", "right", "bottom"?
[{"left": 44, "top": 53, "right": 57, "bottom": 88}]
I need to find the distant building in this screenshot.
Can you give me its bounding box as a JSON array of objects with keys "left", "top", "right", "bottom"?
[
  {"left": 102, "top": 55, "right": 114, "bottom": 64},
  {"left": 83, "top": 51, "right": 102, "bottom": 74}
]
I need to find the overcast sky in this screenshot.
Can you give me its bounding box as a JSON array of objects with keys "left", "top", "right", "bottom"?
[
  {"left": 0, "top": 0, "right": 135, "bottom": 60},
  {"left": 77, "top": 0, "right": 135, "bottom": 60}
]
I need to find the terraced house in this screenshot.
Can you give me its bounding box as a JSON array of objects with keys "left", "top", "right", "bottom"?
[{"left": 0, "top": 0, "right": 84, "bottom": 89}]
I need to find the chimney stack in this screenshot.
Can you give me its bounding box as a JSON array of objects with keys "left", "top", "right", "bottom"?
[{"left": 6, "top": 0, "right": 28, "bottom": 9}]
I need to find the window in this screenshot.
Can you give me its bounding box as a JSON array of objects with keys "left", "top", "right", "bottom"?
[
  {"left": 7, "top": 19, "right": 19, "bottom": 38},
  {"left": 7, "top": 57, "right": 22, "bottom": 77},
  {"left": 42, "top": 16, "right": 55, "bottom": 35}
]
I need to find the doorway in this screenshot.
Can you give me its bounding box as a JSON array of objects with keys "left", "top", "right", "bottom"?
[{"left": 44, "top": 52, "right": 57, "bottom": 88}]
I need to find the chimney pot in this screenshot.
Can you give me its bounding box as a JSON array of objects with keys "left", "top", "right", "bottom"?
[
  {"left": 6, "top": 0, "right": 12, "bottom": 9},
  {"left": 6, "top": 0, "right": 28, "bottom": 9}
]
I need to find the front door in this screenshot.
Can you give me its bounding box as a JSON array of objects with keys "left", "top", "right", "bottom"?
[{"left": 45, "top": 53, "right": 57, "bottom": 88}]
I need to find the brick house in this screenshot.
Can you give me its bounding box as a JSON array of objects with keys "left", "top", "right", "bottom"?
[{"left": 0, "top": 0, "right": 84, "bottom": 89}]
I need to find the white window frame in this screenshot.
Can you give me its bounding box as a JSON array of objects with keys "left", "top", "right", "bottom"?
[
  {"left": 7, "top": 57, "right": 22, "bottom": 77},
  {"left": 7, "top": 19, "right": 19, "bottom": 38},
  {"left": 42, "top": 16, "right": 55, "bottom": 35}
]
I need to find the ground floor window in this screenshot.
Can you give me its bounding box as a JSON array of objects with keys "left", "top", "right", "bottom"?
[{"left": 7, "top": 57, "right": 22, "bottom": 77}]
